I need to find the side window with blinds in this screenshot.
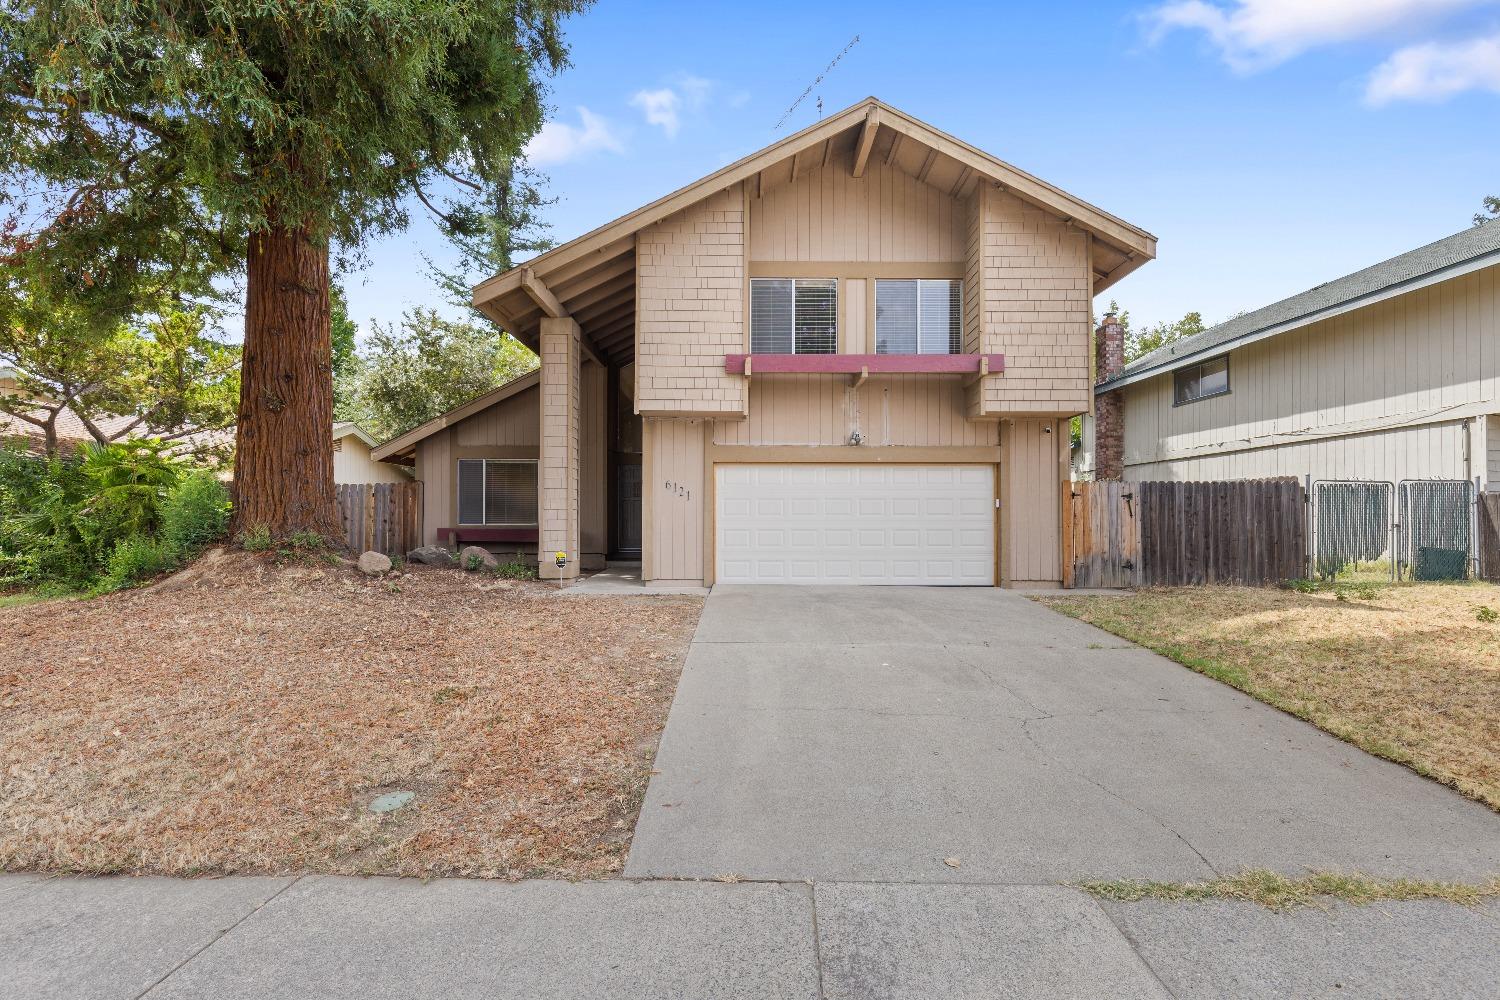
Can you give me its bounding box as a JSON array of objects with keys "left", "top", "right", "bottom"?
[
  {"left": 876, "top": 279, "right": 962, "bottom": 354},
  {"left": 457, "top": 459, "right": 538, "bottom": 525},
  {"left": 751, "top": 278, "right": 837, "bottom": 354}
]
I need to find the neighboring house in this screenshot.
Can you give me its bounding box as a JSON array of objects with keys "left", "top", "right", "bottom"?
[
  {"left": 331, "top": 422, "right": 411, "bottom": 484},
  {"left": 1081, "top": 224, "right": 1500, "bottom": 491},
  {"left": 375, "top": 97, "right": 1157, "bottom": 588}
]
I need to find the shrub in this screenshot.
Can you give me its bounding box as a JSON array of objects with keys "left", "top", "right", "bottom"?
[
  {"left": 492, "top": 558, "right": 536, "bottom": 580},
  {"left": 100, "top": 535, "right": 181, "bottom": 590},
  {"left": 75, "top": 441, "right": 180, "bottom": 555},
  {"left": 0, "top": 447, "right": 92, "bottom": 587},
  {"left": 161, "top": 471, "right": 231, "bottom": 550},
  {"left": 238, "top": 525, "right": 273, "bottom": 551}
]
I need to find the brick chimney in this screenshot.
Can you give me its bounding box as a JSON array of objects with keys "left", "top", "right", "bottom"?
[{"left": 1093, "top": 313, "right": 1125, "bottom": 480}]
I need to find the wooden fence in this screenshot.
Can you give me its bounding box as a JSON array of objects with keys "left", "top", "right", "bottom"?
[
  {"left": 1063, "top": 477, "right": 1306, "bottom": 588},
  {"left": 1480, "top": 493, "right": 1500, "bottom": 582},
  {"left": 336, "top": 482, "right": 423, "bottom": 557}
]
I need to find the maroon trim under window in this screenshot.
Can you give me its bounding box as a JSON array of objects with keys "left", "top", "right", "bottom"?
[{"left": 725, "top": 353, "right": 1004, "bottom": 375}]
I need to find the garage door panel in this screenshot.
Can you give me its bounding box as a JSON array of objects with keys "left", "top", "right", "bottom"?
[{"left": 716, "top": 464, "right": 994, "bottom": 586}]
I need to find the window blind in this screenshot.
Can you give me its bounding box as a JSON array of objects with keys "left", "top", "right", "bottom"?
[
  {"left": 484, "top": 460, "right": 538, "bottom": 526},
  {"left": 457, "top": 459, "right": 538, "bottom": 525},
  {"left": 458, "top": 459, "right": 485, "bottom": 524},
  {"left": 876, "top": 279, "right": 962, "bottom": 354},
  {"left": 751, "top": 278, "right": 837, "bottom": 354}
]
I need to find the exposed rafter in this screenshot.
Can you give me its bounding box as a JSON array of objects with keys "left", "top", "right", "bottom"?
[
  {"left": 851, "top": 108, "right": 880, "bottom": 178},
  {"left": 520, "top": 268, "right": 567, "bottom": 319},
  {"left": 916, "top": 148, "right": 938, "bottom": 184}
]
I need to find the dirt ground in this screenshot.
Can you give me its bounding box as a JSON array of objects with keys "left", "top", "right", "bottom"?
[
  {"left": 1039, "top": 582, "right": 1500, "bottom": 811},
  {"left": 0, "top": 550, "right": 703, "bottom": 879}
]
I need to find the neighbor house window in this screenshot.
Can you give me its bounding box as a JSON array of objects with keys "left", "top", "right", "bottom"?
[
  {"left": 1173, "top": 356, "right": 1230, "bottom": 405},
  {"left": 457, "top": 459, "right": 538, "bottom": 526},
  {"left": 751, "top": 278, "right": 837, "bottom": 354},
  {"left": 875, "top": 279, "right": 962, "bottom": 354}
]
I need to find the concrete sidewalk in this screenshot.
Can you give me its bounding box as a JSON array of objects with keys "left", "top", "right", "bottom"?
[{"left": 5, "top": 873, "right": 1498, "bottom": 999}]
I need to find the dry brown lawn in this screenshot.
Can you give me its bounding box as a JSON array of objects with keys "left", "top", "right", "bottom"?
[
  {"left": 1038, "top": 583, "right": 1500, "bottom": 811},
  {"left": 0, "top": 550, "right": 702, "bottom": 879}
]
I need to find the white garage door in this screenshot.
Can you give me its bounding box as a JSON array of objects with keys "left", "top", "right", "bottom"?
[{"left": 715, "top": 465, "right": 995, "bottom": 585}]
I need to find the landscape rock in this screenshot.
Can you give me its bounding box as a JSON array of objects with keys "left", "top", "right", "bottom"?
[
  {"left": 407, "top": 545, "right": 459, "bottom": 568},
  {"left": 459, "top": 545, "right": 499, "bottom": 571},
  {"left": 357, "top": 551, "right": 393, "bottom": 576}
]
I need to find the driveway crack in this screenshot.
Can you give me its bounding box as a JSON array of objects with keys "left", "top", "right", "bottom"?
[{"left": 967, "top": 646, "right": 1220, "bottom": 879}]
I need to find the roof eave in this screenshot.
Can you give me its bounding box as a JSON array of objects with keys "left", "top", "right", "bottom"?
[{"left": 1098, "top": 244, "right": 1500, "bottom": 394}]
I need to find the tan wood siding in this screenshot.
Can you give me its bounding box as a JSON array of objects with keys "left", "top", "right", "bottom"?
[
  {"left": 636, "top": 186, "right": 747, "bottom": 417},
  {"left": 453, "top": 386, "right": 541, "bottom": 446},
  {"left": 644, "top": 417, "right": 706, "bottom": 584},
  {"left": 1002, "top": 418, "right": 1063, "bottom": 586},
  {"left": 749, "top": 159, "right": 966, "bottom": 262},
  {"left": 333, "top": 437, "right": 409, "bottom": 484},
  {"left": 1120, "top": 263, "right": 1499, "bottom": 484},
  {"left": 713, "top": 375, "right": 999, "bottom": 447},
  {"left": 972, "top": 187, "right": 1092, "bottom": 418},
  {"left": 415, "top": 429, "right": 453, "bottom": 547}
]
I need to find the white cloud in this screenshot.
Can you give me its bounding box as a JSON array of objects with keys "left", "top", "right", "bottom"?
[
  {"left": 1146, "top": 0, "right": 1493, "bottom": 71},
  {"left": 631, "top": 75, "right": 719, "bottom": 137},
  {"left": 522, "top": 107, "right": 624, "bottom": 166},
  {"left": 630, "top": 88, "right": 683, "bottom": 137},
  {"left": 1367, "top": 34, "right": 1500, "bottom": 103}
]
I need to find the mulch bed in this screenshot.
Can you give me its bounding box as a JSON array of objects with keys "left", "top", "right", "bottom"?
[{"left": 0, "top": 550, "right": 703, "bottom": 879}]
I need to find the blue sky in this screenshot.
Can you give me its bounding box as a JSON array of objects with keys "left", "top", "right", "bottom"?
[{"left": 341, "top": 0, "right": 1500, "bottom": 337}]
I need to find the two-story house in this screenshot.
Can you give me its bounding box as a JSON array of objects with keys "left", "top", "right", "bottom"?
[{"left": 373, "top": 98, "right": 1156, "bottom": 588}]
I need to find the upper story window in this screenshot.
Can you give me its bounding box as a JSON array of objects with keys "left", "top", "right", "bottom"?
[
  {"left": 458, "top": 459, "right": 538, "bottom": 526},
  {"left": 1173, "top": 356, "right": 1230, "bottom": 405},
  {"left": 875, "top": 279, "right": 961, "bottom": 354},
  {"left": 751, "top": 278, "right": 837, "bottom": 354}
]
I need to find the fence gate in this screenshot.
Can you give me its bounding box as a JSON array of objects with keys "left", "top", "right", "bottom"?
[
  {"left": 1062, "top": 480, "right": 1141, "bottom": 588},
  {"left": 1312, "top": 481, "right": 1394, "bottom": 580},
  {"left": 1397, "top": 480, "right": 1473, "bottom": 581}
]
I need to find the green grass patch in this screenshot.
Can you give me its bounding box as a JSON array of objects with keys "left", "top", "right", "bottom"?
[{"left": 1078, "top": 869, "right": 1500, "bottom": 910}]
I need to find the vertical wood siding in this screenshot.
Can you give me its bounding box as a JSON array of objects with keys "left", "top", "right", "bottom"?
[
  {"left": 645, "top": 417, "right": 706, "bottom": 583},
  {"left": 580, "top": 361, "right": 608, "bottom": 562},
  {"left": 1121, "top": 264, "right": 1499, "bottom": 483},
  {"left": 453, "top": 387, "right": 540, "bottom": 446},
  {"left": 713, "top": 375, "right": 999, "bottom": 447},
  {"left": 1003, "top": 419, "right": 1063, "bottom": 584},
  {"left": 1487, "top": 414, "right": 1499, "bottom": 488},
  {"left": 749, "top": 160, "right": 966, "bottom": 261}
]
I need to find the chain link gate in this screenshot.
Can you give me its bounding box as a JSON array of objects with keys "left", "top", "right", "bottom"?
[
  {"left": 1397, "top": 480, "right": 1474, "bottom": 581},
  {"left": 1312, "top": 481, "right": 1394, "bottom": 581}
]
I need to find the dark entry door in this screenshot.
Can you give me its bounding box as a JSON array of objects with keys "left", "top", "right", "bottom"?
[{"left": 617, "top": 463, "right": 642, "bottom": 557}]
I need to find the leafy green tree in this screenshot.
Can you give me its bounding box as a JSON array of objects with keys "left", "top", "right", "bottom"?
[
  {"left": 0, "top": 297, "right": 238, "bottom": 459},
  {"left": 337, "top": 308, "right": 537, "bottom": 440},
  {"left": 422, "top": 160, "right": 556, "bottom": 307},
  {"left": 1104, "top": 300, "right": 1208, "bottom": 363},
  {"left": 330, "top": 283, "right": 359, "bottom": 384},
  {"left": 1475, "top": 196, "right": 1499, "bottom": 227},
  {"left": 2, "top": 0, "right": 587, "bottom": 538}
]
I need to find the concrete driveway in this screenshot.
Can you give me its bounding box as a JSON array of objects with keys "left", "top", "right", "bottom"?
[{"left": 626, "top": 586, "right": 1500, "bottom": 884}]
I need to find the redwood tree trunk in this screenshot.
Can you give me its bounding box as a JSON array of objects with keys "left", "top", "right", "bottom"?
[{"left": 231, "top": 222, "right": 339, "bottom": 539}]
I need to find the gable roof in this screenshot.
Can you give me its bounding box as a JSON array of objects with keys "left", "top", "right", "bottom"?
[
  {"left": 1101, "top": 223, "right": 1500, "bottom": 392},
  {"left": 473, "top": 97, "right": 1156, "bottom": 366},
  {"left": 369, "top": 368, "right": 540, "bottom": 463},
  {"left": 331, "top": 422, "right": 380, "bottom": 449}
]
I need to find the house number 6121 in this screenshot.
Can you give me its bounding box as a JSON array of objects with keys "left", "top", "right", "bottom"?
[{"left": 663, "top": 480, "right": 690, "bottom": 499}]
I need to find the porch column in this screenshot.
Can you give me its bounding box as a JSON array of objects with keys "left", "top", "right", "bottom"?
[
  {"left": 579, "top": 360, "right": 609, "bottom": 570},
  {"left": 539, "top": 315, "right": 581, "bottom": 581}
]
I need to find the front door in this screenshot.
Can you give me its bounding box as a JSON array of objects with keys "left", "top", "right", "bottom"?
[{"left": 617, "top": 463, "right": 642, "bottom": 557}]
